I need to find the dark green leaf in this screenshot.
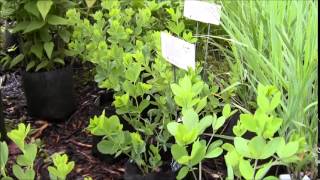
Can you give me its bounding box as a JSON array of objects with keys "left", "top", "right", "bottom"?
[
  {"left": 24, "top": 21, "right": 45, "bottom": 33},
  {"left": 48, "top": 15, "right": 68, "bottom": 25},
  {"left": 53, "top": 58, "right": 65, "bottom": 65},
  {"left": 26, "top": 61, "right": 36, "bottom": 71},
  {"left": 24, "top": 1, "right": 40, "bottom": 17},
  {"left": 35, "top": 61, "right": 49, "bottom": 72},
  {"left": 44, "top": 42, "right": 54, "bottom": 59},
  {"left": 10, "top": 54, "right": 24, "bottom": 68}
]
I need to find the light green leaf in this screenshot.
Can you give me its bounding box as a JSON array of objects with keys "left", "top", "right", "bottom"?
[
  {"left": 10, "top": 54, "right": 24, "bottom": 68},
  {"left": 223, "top": 104, "right": 231, "bottom": 117},
  {"left": 0, "top": 141, "right": 9, "bottom": 169},
  {"left": 213, "top": 116, "right": 226, "bottom": 130},
  {"left": 234, "top": 137, "right": 250, "bottom": 157},
  {"left": 277, "top": 141, "right": 299, "bottom": 159},
  {"left": 12, "top": 165, "right": 25, "bottom": 180},
  {"left": 44, "top": 42, "right": 54, "bottom": 59},
  {"left": 177, "top": 166, "right": 189, "bottom": 180},
  {"left": 255, "top": 162, "right": 273, "bottom": 179},
  {"left": 189, "top": 140, "right": 206, "bottom": 166},
  {"left": 182, "top": 108, "right": 199, "bottom": 129},
  {"left": 37, "top": 0, "right": 53, "bottom": 20},
  {"left": 239, "top": 159, "right": 254, "bottom": 180},
  {"left": 205, "top": 147, "right": 223, "bottom": 158},
  {"left": 85, "top": 0, "right": 96, "bottom": 8},
  {"left": 195, "top": 96, "right": 207, "bottom": 113},
  {"left": 171, "top": 144, "right": 188, "bottom": 164},
  {"left": 97, "top": 140, "right": 118, "bottom": 154},
  {"left": 198, "top": 115, "right": 213, "bottom": 133},
  {"left": 167, "top": 122, "right": 179, "bottom": 136}
]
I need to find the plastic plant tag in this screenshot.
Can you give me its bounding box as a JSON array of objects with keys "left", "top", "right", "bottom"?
[
  {"left": 183, "top": 0, "right": 221, "bottom": 25},
  {"left": 161, "top": 32, "right": 195, "bottom": 70}
]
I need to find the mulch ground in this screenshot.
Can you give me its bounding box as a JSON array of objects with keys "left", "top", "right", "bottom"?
[{"left": 1, "top": 64, "right": 124, "bottom": 180}]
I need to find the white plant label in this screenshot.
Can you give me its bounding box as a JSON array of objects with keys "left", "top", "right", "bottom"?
[
  {"left": 161, "top": 32, "right": 195, "bottom": 70},
  {"left": 184, "top": 0, "right": 221, "bottom": 25}
]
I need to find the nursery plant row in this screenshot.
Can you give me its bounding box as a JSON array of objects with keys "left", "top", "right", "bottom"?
[{"left": 0, "top": 0, "right": 318, "bottom": 180}]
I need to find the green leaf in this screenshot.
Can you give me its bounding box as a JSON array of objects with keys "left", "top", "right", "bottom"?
[
  {"left": 24, "top": 21, "right": 45, "bottom": 33},
  {"left": 85, "top": 0, "right": 96, "bottom": 8},
  {"left": 58, "top": 29, "right": 70, "bottom": 43},
  {"left": 7, "top": 124, "right": 30, "bottom": 151},
  {"left": 31, "top": 43, "right": 43, "bottom": 59},
  {"left": 255, "top": 162, "right": 273, "bottom": 179},
  {"left": 171, "top": 144, "right": 188, "bottom": 164},
  {"left": 248, "top": 136, "right": 266, "bottom": 159},
  {"left": 195, "top": 96, "right": 207, "bottom": 113},
  {"left": 16, "top": 144, "right": 37, "bottom": 166},
  {"left": 263, "top": 176, "right": 279, "bottom": 180},
  {"left": 0, "top": 141, "right": 9, "bottom": 170},
  {"left": 261, "top": 137, "right": 282, "bottom": 159},
  {"left": 37, "top": 0, "right": 53, "bottom": 20},
  {"left": 189, "top": 140, "right": 206, "bottom": 166},
  {"left": 12, "top": 22, "right": 29, "bottom": 33},
  {"left": 182, "top": 108, "right": 199, "bottom": 129},
  {"left": 198, "top": 115, "right": 213, "bottom": 133},
  {"left": 44, "top": 42, "right": 54, "bottom": 59},
  {"left": 48, "top": 15, "right": 69, "bottom": 25},
  {"left": 239, "top": 159, "right": 254, "bottom": 180},
  {"left": 53, "top": 58, "right": 65, "bottom": 65},
  {"left": 125, "top": 63, "right": 141, "bottom": 82},
  {"left": 26, "top": 61, "right": 36, "bottom": 71},
  {"left": 177, "top": 166, "right": 189, "bottom": 180},
  {"left": 97, "top": 140, "right": 118, "bottom": 154},
  {"left": 39, "top": 27, "right": 52, "bottom": 42},
  {"left": 35, "top": 61, "right": 49, "bottom": 72},
  {"left": 234, "top": 137, "right": 250, "bottom": 157},
  {"left": 223, "top": 104, "right": 231, "bottom": 117},
  {"left": 205, "top": 147, "right": 223, "bottom": 158},
  {"left": 24, "top": 168, "right": 35, "bottom": 180},
  {"left": 277, "top": 140, "right": 299, "bottom": 159},
  {"left": 10, "top": 54, "right": 24, "bottom": 68},
  {"left": 12, "top": 165, "right": 25, "bottom": 180},
  {"left": 212, "top": 116, "right": 226, "bottom": 130},
  {"left": 24, "top": 1, "right": 40, "bottom": 17},
  {"left": 167, "top": 122, "right": 179, "bottom": 136}
]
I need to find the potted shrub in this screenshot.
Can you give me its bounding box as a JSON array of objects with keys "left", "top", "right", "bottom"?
[{"left": 5, "top": 0, "right": 76, "bottom": 120}]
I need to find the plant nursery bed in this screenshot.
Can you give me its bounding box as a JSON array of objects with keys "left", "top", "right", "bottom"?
[{"left": 0, "top": 65, "right": 125, "bottom": 179}]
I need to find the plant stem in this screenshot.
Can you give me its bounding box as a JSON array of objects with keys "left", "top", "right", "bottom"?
[
  {"left": 199, "top": 163, "right": 202, "bottom": 180},
  {"left": 253, "top": 159, "right": 258, "bottom": 179},
  {"left": 191, "top": 168, "right": 198, "bottom": 180},
  {"left": 203, "top": 133, "right": 234, "bottom": 140}
]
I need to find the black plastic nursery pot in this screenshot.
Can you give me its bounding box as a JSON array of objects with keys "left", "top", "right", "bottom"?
[
  {"left": 0, "top": 91, "right": 7, "bottom": 141},
  {"left": 124, "top": 160, "right": 176, "bottom": 180},
  {"left": 22, "top": 66, "right": 75, "bottom": 120}
]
